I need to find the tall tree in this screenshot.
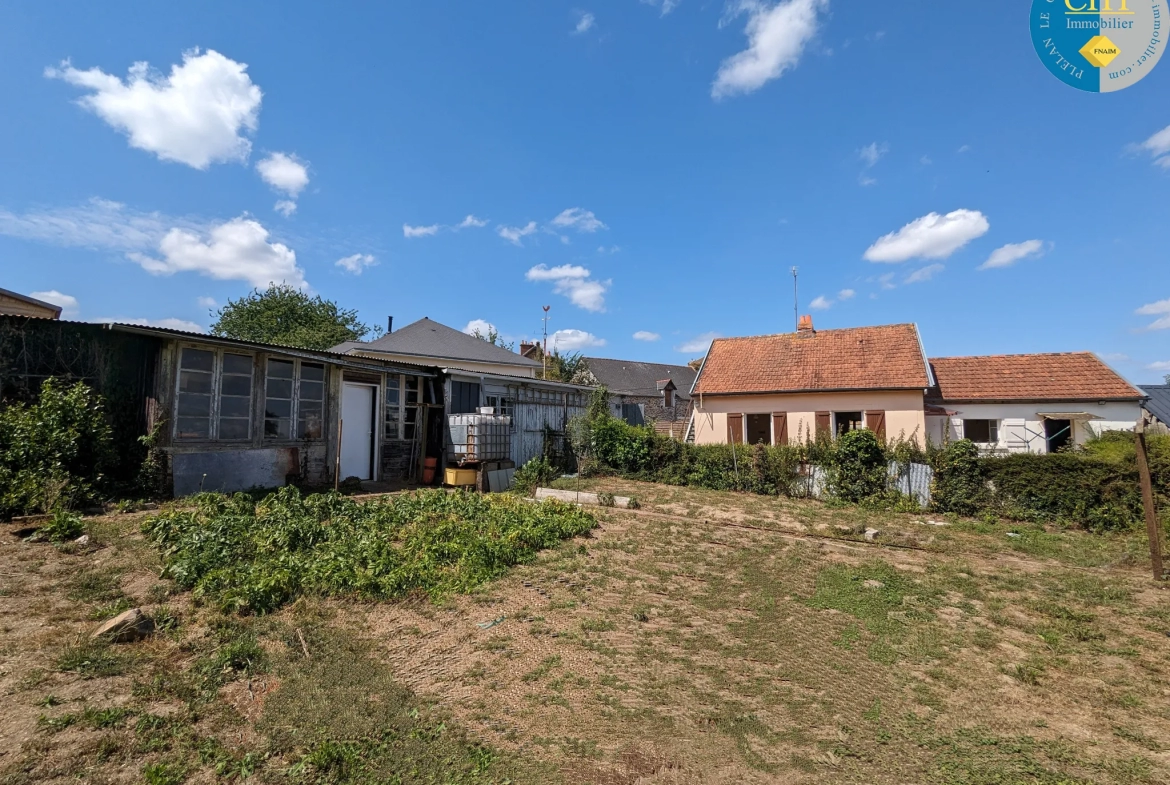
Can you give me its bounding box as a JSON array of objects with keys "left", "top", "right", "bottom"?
[{"left": 210, "top": 284, "right": 373, "bottom": 350}]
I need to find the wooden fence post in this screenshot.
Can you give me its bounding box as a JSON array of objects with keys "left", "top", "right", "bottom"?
[{"left": 1135, "top": 422, "right": 1164, "bottom": 581}]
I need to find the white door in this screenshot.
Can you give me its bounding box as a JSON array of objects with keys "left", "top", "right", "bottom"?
[{"left": 340, "top": 383, "right": 376, "bottom": 480}]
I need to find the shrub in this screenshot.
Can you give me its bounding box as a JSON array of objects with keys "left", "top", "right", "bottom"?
[
  {"left": 143, "top": 486, "right": 596, "bottom": 614},
  {"left": 981, "top": 453, "right": 1140, "bottom": 532},
  {"left": 40, "top": 509, "right": 85, "bottom": 543},
  {"left": 512, "top": 456, "right": 558, "bottom": 495},
  {"left": 827, "top": 430, "right": 887, "bottom": 503},
  {"left": 931, "top": 440, "right": 987, "bottom": 516},
  {"left": 0, "top": 379, "right": 114, "bottom": 518}
]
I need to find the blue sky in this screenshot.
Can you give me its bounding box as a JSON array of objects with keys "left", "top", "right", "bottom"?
[{"left": 1, "top": 0, "right": 1168, "bottom": 380}]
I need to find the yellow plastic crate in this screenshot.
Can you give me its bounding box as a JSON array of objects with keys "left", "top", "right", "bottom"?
[{"left": 444, "top": 467, "right": 477, "bottom": 487}]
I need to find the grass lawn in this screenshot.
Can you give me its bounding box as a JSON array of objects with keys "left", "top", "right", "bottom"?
[{"left": 1, "top": 479, "right": 1168, "bottom": 783}]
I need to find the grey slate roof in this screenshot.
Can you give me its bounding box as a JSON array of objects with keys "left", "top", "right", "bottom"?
[
  {"left": 583, "top": 357, "right": 698, "bottom": 401},
  {"left": 1141, "top": 385, "right": 1170, "bottom": 425},
  {"left": 330, "top": 317, "right": 540, "bottom": 368}
]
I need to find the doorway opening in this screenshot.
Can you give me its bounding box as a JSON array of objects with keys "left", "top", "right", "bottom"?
[
  {"left": 745, "top": 413, "right": 772, "bottom": 445},
  {"left": 1044, "top": 418, "right": 1072, "bottom": 453}
]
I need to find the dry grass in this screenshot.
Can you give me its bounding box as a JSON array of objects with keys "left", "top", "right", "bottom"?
[{"left": 1, "top": 482, "right": 1168, "bottom": 784}]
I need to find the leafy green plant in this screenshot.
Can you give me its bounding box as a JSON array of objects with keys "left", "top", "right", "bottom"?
[
  {"left": 931, "top": 439, "right": 987, "bottom": 516},
  {"left": 0, "top": 378, "right": 114, "bottom": 518},
  {"left": 142, "top": 761, "right": 186, "bottom": 785},
  {"left": 209, "top": 283, "right": 374, "bottom": 350},
  {"left": 827, "top": 429, "right": 887, "bottom": 503},
  {"left": 143, "top": 487, "right": 596, "bottom": 615},
  {"left": 41, "top": 509, "right": 85, "bottom": 542},
  {"left": 512, "top": 456, "right": 558, "bottom": 495}
]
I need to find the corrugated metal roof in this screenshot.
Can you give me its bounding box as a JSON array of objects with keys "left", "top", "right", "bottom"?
[
  {"left": 104, "top": 323, "right": 437, "bottom": 376},
  {"left": 333, "top": 317, "right": 540, "bottom": 368}
]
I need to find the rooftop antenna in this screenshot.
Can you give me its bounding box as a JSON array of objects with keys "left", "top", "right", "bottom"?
[
  {"left": 791, "top": 267, "right": 799, "bottom": 332},
  {"left": 541, "top": 305, "right": 551, "bottom": 380}
]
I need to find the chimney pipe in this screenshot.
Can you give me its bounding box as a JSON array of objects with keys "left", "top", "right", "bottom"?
[
  {"left": 797, "top": 314, "right": 814, "bottom": 334},
  {"left": 387, "top": 316, "right": 393, "bottom": 333}
]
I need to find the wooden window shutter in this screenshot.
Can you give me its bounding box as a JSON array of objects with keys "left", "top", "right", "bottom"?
[
  {"left": 815, "top": 411, "right": 831, "bottom": 436},
  {"left": 727, "top": 413, "right": 744, "bottom": 444},
  {"left": 866, "top": 410, "right": 887, "bottom": 441},
  {"left": 772, "top": 412, "right": 788, "bottom": 446}
]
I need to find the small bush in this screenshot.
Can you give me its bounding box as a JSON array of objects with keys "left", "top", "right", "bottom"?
[
  {"left": 932, "top": 440, "right": 987, "bottom": 516},
  {"left": 981, "top": 452, "right": 1140, "bottom": 531},
  {"left": 828, "top": 430, "right": 887, "bottom": 503},
  {"left": 40, "top": 509, "right": 85, "bottom": 543},
  {"left": 0, "top": 379, "right": 115, "bottom": 518},
  {"left": 512, "top": 456, "right": 558, "bottom": 495}
]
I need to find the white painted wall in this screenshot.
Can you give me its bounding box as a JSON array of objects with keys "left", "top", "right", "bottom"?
[{"left": 925, "top": 401, "right": 1141, "bottom": 453}]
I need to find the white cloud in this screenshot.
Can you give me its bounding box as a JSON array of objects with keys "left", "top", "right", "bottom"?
[
  {"left": 957, "top": 144, "right": 971, "bottom": 153},
  {"left": 1147, "top": 360, "right": 1170, "bottom": 371},
  {"left": 551, "top": 329, "right": 606, "bottom": 350},
  {"left": 256, "top": 152, "right": 309, "bottom": 197},
  {"left": 597, "top": 245, "right": 621, "bottom": 254},
  {"left": 979, "top": 239, "right": 1046, "bottom": 270},
  {"left": 633, "top": 331, "right": 661, "bottom": 341},
  {"left": 403, "top": 223, "right": 440, "bottom": 239},
  {"left": 712, "top": 0, "right": 829, "bottom": 99},
  {"left": 863, "top": 209, "right": 990, "bottom": 263},
  {"left": 641, "top": 0, "right": 680, "bottom": 15},
  {"left": 858, "top": 141, "right": 888, "bottom": 167},
  {"left": 29, "top": 290, "right": 80, "bottom": 318},
  {"left": 920, "top": 155, "right": 933, "bottom": 165},
  {"left": 809, "top": 295, "right": 832, "bottom": 310},
  {"left": 904, "top": 263, "right": 944, "bottom": 284},
  {"left": 498, "top": 221, "right": 538, "bottom": 245},
  {"left": 463, "top": 319, "right": 497, "bottom": 336},
  {"left": 858, "top": 174, "right": 877, "bottom": 187},
  {"left": 134, "top": 217, "right": 304, "bottom": 289},
  {"left": 1136, "top": 298, "right": 1170, "bottom": 331},
  {"left": 574, "top": 11, "right": 596, "bottom": 34},
  {"left": 46, "top": 49, "right": 261, "bottom": 170},
  {"left": 676, "top": 332, "right": 721, "bottom": 354},
  {"left": 197, "top": 296, "right": 217, "bottom": 308},
  {"left": 0, "top": 199, "right": 305, "bottom": 289},
  {"left": 878, "top": 272, "right": 896, "bottom": 290},
  {"left": 457, "top": 214, "right": 488, "bottom": 229},
  {"left": 838, "top": 288, "right": 855, "bottom": 300},
  {"left": 526, "top": 263, "right": 610, "bottom": 312},
  {"left": 550, "top": 207, "right": 606, "bottom": 233},
  {"left": 1132, "top": 124, "right": 1170, "bottom": 169},
  {"left": 274, "top": 200, "right": 297, "bottom": 217},
  {"left": 97, "top": 316, "right": 205, "bottom": 333},
  {"left": 335, "top": 253, "right": 377, "bottom": 275}
]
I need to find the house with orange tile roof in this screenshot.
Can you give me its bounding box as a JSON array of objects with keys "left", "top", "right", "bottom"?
[
  {"left": 927, "top": 353, "right": 1145, "bottom": 453},
  {"left": 689, "top": 319, "right": 934, "bottom": 446}
]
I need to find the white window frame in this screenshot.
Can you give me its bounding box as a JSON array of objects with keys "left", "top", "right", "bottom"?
[
  {"left": 173, "top": 345, "right": 256, "bottom": 443},
  {"left": 962, "top": 418, "right": 1000, "bottom": 445}
]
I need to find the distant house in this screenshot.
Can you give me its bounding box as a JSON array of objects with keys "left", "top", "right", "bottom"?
[
  {"left": 690, "top": 320, "right": 933, "bottom": 446},
  {"left": 579, "top": 357, "right": 697, "bottom": 439},
  {"left": 332, "top": 317, "right": 591, "bottom": 470},
  {"left": 0, "top": 288, "right": 62, "bottom": 320},
  {"left": 928, "top": 353, "right": 1144, "bottom": 453},
  {"left": 1141, "top": 385, "right": 1170, "bottom": 433}
]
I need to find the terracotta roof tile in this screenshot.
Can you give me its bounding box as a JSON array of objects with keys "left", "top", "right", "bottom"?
[
  {"left": 694, "top": 324, "right": 931, "bottom": 395},
  {"left": 929, "top": 353, "right": 1142, "bottom": 402}
]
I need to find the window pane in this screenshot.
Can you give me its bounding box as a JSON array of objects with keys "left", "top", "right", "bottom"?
[
  {"left": 180, "top": 348, "right": 214, "bottom": 372},
  {"left": 220, "top": 374, "right": 252, "bottom": 397},
  {"left": 223, "top": 353, "right": 252, "bottom": 375},
  {"left": 385, "top": 422, "right": 399, "bottom": 440},
  {"left": 178, "top": 393, "right": 212, "bottom": 417},
  {"left": 177, "top": 417, "right": 210, "bottom": 439},
  {"left": 386, "top": 389, "right": 399, "bottom": 406},
  {"left": 299, "top": 400, "right": 323, "bottom": 418},
  {"left": 265, "top": 399, "right": 292, "bottom": 419},
  {"left": 267, "top": 378, "right": 293, "bottom": 400},
  {"left": 300, "top": 380, "right": 324, "bottom": 402},
  {"left": 265, "top": 418, "right": 291, "bottom": 439},
  {"left": 386, "top": 375, "right": 400, "bottom": 389},
  {"left": 219, "top": 419, "right": 250, "bottom": 440},
  {"left": 300, "top": 363, "right": 325, "bottom": 382},
  {"left": 220, "top": 396, "right": 251, "bottom": 418},
  {"left": 964, "top": 419, "right": 993, "bottom": 442},
  {"left": 179, "top": 370, "right": 213, "bottom": 395},
  {"left": 298, "top": 416, "right": 323, "bottom": 440},
  {"left": 268, "top": 359, "right": 294, "bottom": 378}
]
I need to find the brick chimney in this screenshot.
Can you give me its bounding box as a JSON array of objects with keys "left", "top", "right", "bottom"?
[
  {"left": 519, "top": 341, "right": 540, "bottom": 359},
  {"left": 797, "top": 314, "right": 814, "bottom": 334}
]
